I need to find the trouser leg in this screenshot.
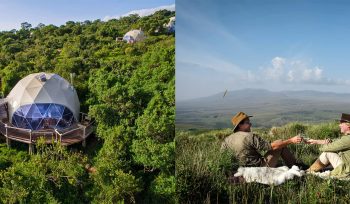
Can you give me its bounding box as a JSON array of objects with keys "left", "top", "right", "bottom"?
[
  {"left": 264, "top": 147, "right": 296, "bottom": 168},
  {"left": 319, "top": 152, "right": 342, "bottom": 168},
  {"left": 264, "top": 149, "right": 282, "bottom": 167},
  {"left": 280, "top": 147, "right": 297, "bottom": 168}
]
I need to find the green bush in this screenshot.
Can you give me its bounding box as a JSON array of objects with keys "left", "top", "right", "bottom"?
[{"left": 0, "top": 10, "right": 175, "bottom": 203}]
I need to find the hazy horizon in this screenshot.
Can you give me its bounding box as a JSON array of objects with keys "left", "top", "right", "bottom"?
[{"left": 177, "top": 88, "right": 350, "bottom": 102}]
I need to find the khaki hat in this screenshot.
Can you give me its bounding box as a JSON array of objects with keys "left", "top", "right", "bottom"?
[
  {"left": 232, "top": 112, "right": 252, "bottom": 132},
  {"left": 340, "top": 113, "right": 350, "bottom": 123}
]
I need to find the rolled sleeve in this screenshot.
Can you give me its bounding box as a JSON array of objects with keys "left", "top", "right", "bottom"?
[
  {"left": 320, "top": 136, "right": 350, "bottom": 152},
  {"left": 251, "top": 134, "right": 272, "bottom": 152}
]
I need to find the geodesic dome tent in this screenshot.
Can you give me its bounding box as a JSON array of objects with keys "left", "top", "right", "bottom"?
[
  {"left": 6, "top": 73, "right": 80, "bottom": 130},
  {"left": 123, "top": 29, "right": 146, "bottom": 43},
  {"left": 165, "top": 16, "right": 175, "bottom": 32}
]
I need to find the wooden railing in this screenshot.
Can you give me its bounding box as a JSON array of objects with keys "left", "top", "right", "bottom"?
[{"left": 0, "top": 101, "right": 95, "bottom": 147}]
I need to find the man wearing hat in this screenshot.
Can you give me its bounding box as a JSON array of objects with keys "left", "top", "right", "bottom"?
[
  {"left": 222, "top": 112, "right": 303, "bottom": 167},
  {"left": 306, "top": 113, "right": 350, "bottom": 176}
]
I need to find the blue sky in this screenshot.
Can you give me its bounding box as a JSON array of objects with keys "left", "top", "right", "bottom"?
[
  {"left": 0, "top": 0, "right": 174, "bottom": 31},
  {"left": 176, "top": 0, "right": 350, "bottom": 100}
]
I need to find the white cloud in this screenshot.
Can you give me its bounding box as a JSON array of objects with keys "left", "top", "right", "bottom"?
[
  {"left": 179, "top": 54, "right": 350, "bottom": 89},
  {"left": 103, "top": 4, "right": 175, "bottom": 21},
  {"left": 272, "top": 57, "right": 286, "bottom": 69},
  {"left": 260, "top": 57, "right": 327, "bottom": 84},
  {"left": 259, "top": 57, "right": 350, "bottom": 86},
  {"left": 314, "top": 67, "right": 323, "bottom": 79},
  {"left": 287, "top": 70, "right": 294, "bottom": 82},
  {"left": 264, "top": 57, "right": 286, "bottom": 80}
]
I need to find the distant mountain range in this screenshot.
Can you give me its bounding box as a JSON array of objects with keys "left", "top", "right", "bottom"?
[{"left": 176, "top": 89, "right": 350, "bottom": 130}]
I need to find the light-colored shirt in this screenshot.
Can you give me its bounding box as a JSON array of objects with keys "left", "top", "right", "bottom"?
[{"left": 222, "top": 131, "right": 272, "bottom": 166}]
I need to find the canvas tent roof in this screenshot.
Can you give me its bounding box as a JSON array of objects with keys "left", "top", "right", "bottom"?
[
  {"left": 168, "top": 17, "right": 175, "bottom": 26},
  {"left": 7, "top": 73, "right": 80, "bottom": 122},
  {"left": 165, "top": 16, "right": 175, "bottom": 32},
  {"left": 123, "top": 29, "right": 146, "bottom": 43}
]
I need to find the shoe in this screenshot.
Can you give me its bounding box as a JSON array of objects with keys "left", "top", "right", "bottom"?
[
  {"left": 306, "top": 159, "right": 326, "bottom": 172},
  {"left": 295, "top": 162, "right": 309, "bottom": 170}
]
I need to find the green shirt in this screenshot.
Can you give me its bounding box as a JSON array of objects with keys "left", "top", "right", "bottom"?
[
  {"left": 319, "top": 135, "right": 350, "bottom": 177},
  {"left": 222, "top": 131, "right": 272, "bottom": 167}
]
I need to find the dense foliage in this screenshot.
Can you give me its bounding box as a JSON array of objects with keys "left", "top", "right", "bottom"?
[
  {"left": 0, "top": 10, "right": 174, "bottom": 203},
  {"left": 175, "top": 122, "right": 350, "bottom": 203}
]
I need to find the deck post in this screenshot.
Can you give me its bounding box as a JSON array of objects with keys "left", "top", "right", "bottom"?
[
  {"left": 82, "top": 139, "right": 86, "bottom": 148},
  {"left": 5, "top": 124, "right": 10, "bottom": 148},
  {"left": 29, "top": 143, "right": 33, "bottom": 154},
  {"left": 55, "top": 129, "right": 58, "bottom": 142},
  {"left": 82, "top": 126, "right": 86, "bottom": 147},
  {"left": 6, "top": 103, "right": 9, "bottom": 121},
  {"left": 29, "top": 130, "right": 33, "bottom": 154}
]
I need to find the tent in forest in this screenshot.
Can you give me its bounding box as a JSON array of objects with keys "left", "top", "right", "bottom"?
[
  {"left": 6, "top": 73, "right": 80, "bottom": 130},
  {"left": 165, "top": 16, "right": 175, "bottom": 32},
  {"left": 122, "top": 29, "right": 146, "bottom": 43}
]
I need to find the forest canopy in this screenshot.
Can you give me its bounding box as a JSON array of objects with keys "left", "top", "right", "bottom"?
[{"left": 0, "top": 10, "right": 175, "bottom": 203}]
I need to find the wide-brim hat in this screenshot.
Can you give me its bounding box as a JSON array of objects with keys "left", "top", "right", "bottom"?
[
  {"left": 232, "top": 112, "right": 252, "bottom": 132},
  {"left": 340, "top": 113, "right": 350, "bottom": 123}
]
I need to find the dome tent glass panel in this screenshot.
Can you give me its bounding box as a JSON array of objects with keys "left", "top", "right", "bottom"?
[
  {"left": 16, "top": 105, "right": 31, "bottom": 117},
  {"left": 13, "top": 114, "right": 30, "bottom": 129},
  {"left": 27, "top": 104, "right": 42, "bottom": 118},
  {"left": 26, "top": 118, "right": 42, "bottom": 130},
  {"left": 47, "top": 104, "right": 63, "bottom": 118},
  {"left": 37, "top": 103, "right": 50, "bottom": 116},
  {"left": 12, "top": 103, "right": 76, "bottom": 130}
]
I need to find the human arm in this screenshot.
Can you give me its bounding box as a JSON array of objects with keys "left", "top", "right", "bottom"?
[
  {"left": 319, "top": 136, "right": 350, "bottom": 152},
  {"left": 270, "top": 135, "right": 303, "bottom": 150},
  {"left": 305, "top": 138, "right": 331, "bottom": 145}
]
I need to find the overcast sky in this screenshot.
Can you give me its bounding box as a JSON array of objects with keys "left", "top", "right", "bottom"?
[
  {"left": 0, "top": 0, "right": 174, "bottom": 31},
  {"left": 176, "top": 0, "right": 350, "bottom": 101}
]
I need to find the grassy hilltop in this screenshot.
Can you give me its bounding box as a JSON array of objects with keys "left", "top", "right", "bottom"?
[{"left": 176, "top": 122, "right": 350, "bottom": 203}]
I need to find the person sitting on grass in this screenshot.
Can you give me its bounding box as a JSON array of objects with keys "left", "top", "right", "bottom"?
[
  {"left": 306, "top": 113, "right": 350, "bottom": 176},
  {"left": 222, "top": 112, "right": 307, "bottom": 169}
]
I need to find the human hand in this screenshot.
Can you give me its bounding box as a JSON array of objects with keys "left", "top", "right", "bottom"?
[
  {"left": 302, "top": 137, "right": 312, "bottom": 143},
  {"left": 290, "top": 135, "right": 303, "bottom": 144},
  {"left": 324, "top": 138, "right": 331, "bottom": 144}
]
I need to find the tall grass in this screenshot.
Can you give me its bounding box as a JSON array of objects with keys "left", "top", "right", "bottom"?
[
  {"left": 176, "top": 122, "right": 350, "bottom": 203},
  {"left": 176, "top": 130, "right": 234, "bottom": 203}
]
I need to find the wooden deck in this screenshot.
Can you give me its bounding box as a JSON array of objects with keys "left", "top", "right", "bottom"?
[{"left": 0, "top": 100, "right": 95, "bottom": 151}]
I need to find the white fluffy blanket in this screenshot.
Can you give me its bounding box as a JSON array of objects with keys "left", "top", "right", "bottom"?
[{"left": 234, "top": 165, "right": 305, "bottom": 185}]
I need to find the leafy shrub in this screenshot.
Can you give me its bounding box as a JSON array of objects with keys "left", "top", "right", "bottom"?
[
  {"left": 0, "top": 140, "right": 88, "bottom": 203},
  {"left": 0, "top": 10, "right": 175, "bottom": 203}
]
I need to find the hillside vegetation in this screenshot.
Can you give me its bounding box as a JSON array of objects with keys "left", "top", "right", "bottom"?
[
  {"left": 176, "top": 122, "right": 350, "bottom": 203},
  {"left": 0, "top": 10, "right": 174, "bottom": 203}
]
